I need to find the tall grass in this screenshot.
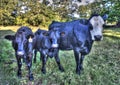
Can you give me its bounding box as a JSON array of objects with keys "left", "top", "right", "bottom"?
[{"left": 0, "top": 28, "right": 120, "bottom": 85}]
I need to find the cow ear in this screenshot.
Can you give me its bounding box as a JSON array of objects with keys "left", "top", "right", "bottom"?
[
  {"left": 102, "top": 14, "right": 108, "bottom": 21},
  {"left": 27, "top": 34, "right": 34, "bottom": 39},
  {"left": 4, "top": 35, "right": 15, "bottom": 41},
  {"left": 43, "top": 32, "right": 49, "bottom": 36},
  {"left": 60, "top": 32, "right": 65, "bottom": 36},
  {"left": 88, "top": 23, "right": 93, "bottom": 30}
]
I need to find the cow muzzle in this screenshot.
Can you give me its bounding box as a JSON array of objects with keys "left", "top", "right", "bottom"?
[
  {"left": 17, "top": 51, "right": 24, "bottom": 56},
  {"left": 51, "top": 44, "right": 58, "bottom": 48},
  {"left": 94, "top": 35, "right": 102, "bottom": 41}
]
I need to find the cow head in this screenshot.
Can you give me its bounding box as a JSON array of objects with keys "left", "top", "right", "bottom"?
[
  {"left": 49, "top": 28, "right": 65, "bottom": 48},
  {"left": 89, "top": 14, "right": 107, "bottom": 41},
  {"left": 5, "top": 31, "right": 34, "bottom": 57},
  {"left": 49, "top": 29, "right": 60, "bottom": 48}
]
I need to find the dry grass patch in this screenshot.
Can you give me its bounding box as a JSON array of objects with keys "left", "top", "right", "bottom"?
[{"left": 0, "top": 26, "right": 47, "bottom": 32}]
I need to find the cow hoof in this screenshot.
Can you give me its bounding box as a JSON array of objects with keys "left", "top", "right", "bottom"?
[
  {"left": 76, "top": 71, "right": 81, "bottom": 75},
  {"left": 41, "top": 69, "right": 46, "bottom": 74},
  {"left": 17, "top": 75, "right": 22, "bottom": 79},
  {"left": 29, "top": 75, "right": 34, "bottom": 81},
  {"left": 80, "top": 67, "right": 84, "bottom": 70},
  {"left": 33, "top": 60, "right": 36, "bottom": 63},
  {"left": 76, "top": 69, "right": 81, "bottom": 75},
  {"left": 17, "top": 72, "right": 22, "bottom": 78},
  {"left": 59, "top": 67, "right": 64, "bottom": 72}
]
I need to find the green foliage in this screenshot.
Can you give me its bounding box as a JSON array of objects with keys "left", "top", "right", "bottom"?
[
  {"left": 1, "top": 0, "right": 120, "bottom": 26},
  {"left": 0, "top": 0, "right": 17, "bottom": 25},
  {"left": 0, "top": 40, "right": 14, "bottom": 62},
  {"left": 93, "top": 0, "right": 120, "bottom": 23},
  {"left": 0, "top": 0, "right": 63, "bottom": 27},
  {"left": 0, "top": 30, "right": 14, "bottom": 62}
]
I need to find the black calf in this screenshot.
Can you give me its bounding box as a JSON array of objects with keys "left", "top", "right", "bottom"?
[
  {"left": 33, "top": 29, "right": 64, "bottom": 73},
  {"left": 5, "top": 26, "right": 34, "bottom": 81}
]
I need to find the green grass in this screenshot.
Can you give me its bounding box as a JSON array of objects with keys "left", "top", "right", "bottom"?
[{"left": 0, "top": 28, "right": 120, "bottom": 85}]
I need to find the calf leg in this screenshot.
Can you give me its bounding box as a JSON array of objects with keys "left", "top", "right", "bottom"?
[
  {"left": 54, "top": 53, "right": 64, "bottom": 72},
  {"left": 79, "top": 54, "right": 85, "bottom": 70},
  {"left": 26, "top": 55, "right": 34, "bottom": 81},
  {"left": 74, "top": 50, "right": 81, "bottom": 75},
  {"left": 16, "top": 55, "right": 22, "bottom": 78},
  {"left": 33, "top": 50, "right": 37, "bottom": 63},
  {"left": 41, "top": 53, "right": 47, "bottom": 74}
]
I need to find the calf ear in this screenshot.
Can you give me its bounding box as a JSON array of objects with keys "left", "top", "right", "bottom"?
[
  {"left": 27, "top": 34, "right": 34, "bottom": 39},
  {"left": 4, "top": 35, "right": 15, "bottom": 41}
]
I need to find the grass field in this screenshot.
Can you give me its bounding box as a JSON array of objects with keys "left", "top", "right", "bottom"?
[{"left": 0, "top": 26, "right": 120, "bottom": 85}]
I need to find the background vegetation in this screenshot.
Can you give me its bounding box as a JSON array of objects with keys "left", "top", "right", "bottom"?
[{"left": 0, "top": 0, "right": 120, "bottom": 27}]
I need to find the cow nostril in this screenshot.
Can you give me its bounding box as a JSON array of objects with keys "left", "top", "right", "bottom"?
[{"left": 94, "top": 35, "right": 102, "bottom": 41}]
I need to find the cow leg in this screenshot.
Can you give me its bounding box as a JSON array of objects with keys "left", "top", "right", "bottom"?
[
  {"left": 16, "top": 55, "right": 22, "bottom": 78},
  {"left": 22, "top": 55, "right": 26, "bottom": 63},
  {"left": 54, "top": 53, "right": 64, "bottom": 72},
  {"left": 79, "top": 54, "right": 85, "bottom": 70},
  {"left": 34, "top": 50, "right": 37, "bottom": 63},
  {"left": 26, "top": 56, "right": 34, "bottom": 81},
  {"left": 41, "top": 52, "right": 47, "bottom": 74},
  {"left": 74, "top": 50, "right": 81, "bottom": 75}
]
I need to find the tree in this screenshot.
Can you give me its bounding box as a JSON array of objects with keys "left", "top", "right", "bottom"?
[
  {"left": 1, "top": 0, "right": 120, "bottom": 26},
  {"left": 0, "top": 0, "right": 18, "bottom": 25},
  {"left": 42, "top": 0, "right": 120, "bottom": 25},
  {"left": 0, "top": 0, "right": 63, "bottom": 27}
]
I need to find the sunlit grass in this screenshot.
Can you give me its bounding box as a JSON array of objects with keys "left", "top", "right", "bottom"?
[
  {"left": 0, "top": 26, "right": 48, "bottom": 32},
  {"left": 103, "top": 28, "right": 120, "bottom": 38}
]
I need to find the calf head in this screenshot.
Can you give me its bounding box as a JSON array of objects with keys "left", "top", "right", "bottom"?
[
  {"left": 49, "top": 29, "right": 65, "bottom": 48},
  {"left": 5, "top": 31, "right": 34, "bottom": 57},
  {"left": 89, "top": 14, "right": 107, "bottom": 41},
  {"left": 49, "top": 30, "right": 59, "bottom": 48}
]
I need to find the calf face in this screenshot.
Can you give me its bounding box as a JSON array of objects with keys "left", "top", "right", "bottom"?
[
  {"left": 89, "top": 15, "right": 105, "bottom": 41},
  {"left": 5, "top": 31, "right": 34, "bottom": 57},
  {"left": 49, "top": 30, "right": 60, "bottom": 48},
  {"left": 5, "top": 31, "right": 26, "bottom": 56}
]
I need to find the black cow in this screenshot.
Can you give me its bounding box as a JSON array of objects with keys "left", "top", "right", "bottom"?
[
  {"left": 33, "top": 29, "right": 64, "bottom": 73},
  {"left": 4, "top": 26, "right": 34, "bottom": 80},
  {"left": 48, "top": 14, "right": 107, "bottom": 74}
]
